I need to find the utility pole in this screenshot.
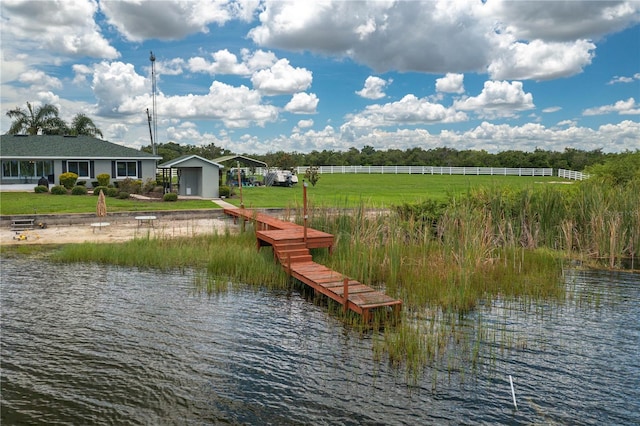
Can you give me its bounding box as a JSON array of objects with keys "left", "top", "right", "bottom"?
[{"left": 149, "top": 51, "right": 157, "bottom": 155}]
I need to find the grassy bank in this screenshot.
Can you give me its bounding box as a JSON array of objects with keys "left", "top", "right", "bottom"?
[{"left": 38, "top": 177, "right": 638, "bottom": 382}]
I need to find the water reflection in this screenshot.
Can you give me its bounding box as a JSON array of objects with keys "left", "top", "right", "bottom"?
[{"left": 1, "top": 258, "right": 638, "bottom": 425}]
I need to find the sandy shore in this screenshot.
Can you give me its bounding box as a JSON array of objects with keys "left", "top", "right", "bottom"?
[{"left": 1, "top": 217, "right": 236, "bottom": 246}]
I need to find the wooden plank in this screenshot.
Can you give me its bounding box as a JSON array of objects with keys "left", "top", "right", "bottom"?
[{"left": 224, "top": 207, "right": 402, "bottom": 320}]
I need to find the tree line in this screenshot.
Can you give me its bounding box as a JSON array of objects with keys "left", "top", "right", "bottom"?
[
  {"left": 5, "top": 102, "right": 103, "bottom": 137},
  {"left": 142, "top": 141, "right": 632, "bottom": 172}
]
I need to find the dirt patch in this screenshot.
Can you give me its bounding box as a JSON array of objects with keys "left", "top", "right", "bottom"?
[{"left": 1, "top": 217, "right": 236, "bottom": 246}]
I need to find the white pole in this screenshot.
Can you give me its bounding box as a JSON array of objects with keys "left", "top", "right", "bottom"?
[{"left": 509, "top": 375, "right": 518, "bottom": 410}]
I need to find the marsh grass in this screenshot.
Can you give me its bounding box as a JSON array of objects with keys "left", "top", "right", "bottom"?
[{"left": 50, "top": 178, "right": 636, "bottom": 383}]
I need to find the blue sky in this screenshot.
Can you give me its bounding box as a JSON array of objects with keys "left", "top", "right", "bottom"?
[{"left": 1, "top": 0, "right": 639, "bottom": 155}]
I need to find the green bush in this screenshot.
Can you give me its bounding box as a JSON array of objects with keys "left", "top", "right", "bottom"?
[
  {"left": 91, "top": 181, "right": 99, "bottom": 188},
  {"left": 107, "top": 187, "right": 119, "bottom": 197},
  {"left": 117, "top": 191, "right": 130, "bottom": 199},
  {"left": 50, "top": 185, "right": 67, "bottom": 195},
  {"left": 96, "top": 173, "right": 111, "bottom": 187},
  {"left": 142, "top": 179, "right": 157, "bottom": 194},
  {"left": 163, "top": 192, "right": 178, "bottom": 202},
  {"left": 34, "top": 185, "right": 49, "bottom": 193},
  {"left": 71, "top": 185, "right": 88, "bottom": 195},
  {"left": 219, "top": 185, "right": 231, "bottom": 197},
  {"left": 59, "top": 172, "right": 78, "bottom": 189},
  {"left": 93, "top": 186, "right": 108, "bottom": 195},
  {"left": 117, "top": 178, "right": 142, "bottom": 194},
  {"left": 76, "top": 181, "right": 86, "bottom": 186}
]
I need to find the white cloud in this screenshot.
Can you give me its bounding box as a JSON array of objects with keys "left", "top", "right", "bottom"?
[
  {"left": 342, "top": 94, "right": 467, "bottom": 132},
  {"left": 92, "top": 61, "right": 149, "bottom": 115},
  {"left": 284, "top": 92, "right": 319, "bottom": 114},
  {"left": 188, "top": 49, "right": 250, "bottom": 76},
  {"left": 485, "top": 0, "right": 640, "bottom": 42},
  {"left": 1, "top": 0, "right": 119, "bottom": 59},
  {"left": 607, "top": 73, "right": 640, "bottom": 84},
  {"left": 100, "top": 0, "right": 238, "bottom": 41},
  {"left": 543, "top": 106, "right": 562, "bottom": 113},
  {"left": 72, "top": 64, "right": 93, "bottom": 85},
  {"left": 487, "top": 39, "right": 596, "bottom": 81},
  {"left": 454, "top": 81, "right": 534, "bottom": 119},
  {"left": 248, "top": 1, "right": 639, "bottom": 80},
  {"left": 435, "top": 73, "right": 464, "bottom": 94},
  {"left": 297, "top": 119, "right": 314, "bottom": 128},
  {"left": 18, "top": 70, "right": 62, "bottom": 90},
  {"left": 583, "top": 98, "right": 640, "bottom": 116},
  {"left": 356, "top": 76, "right": 391, "bottom": 99},
  {"left": 251, "top": 59, "right": 313, "bottom": 95}
]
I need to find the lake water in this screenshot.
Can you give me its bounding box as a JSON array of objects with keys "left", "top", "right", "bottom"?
[{"left": 1, "top": 257, "right": 639, "bottom": 425}]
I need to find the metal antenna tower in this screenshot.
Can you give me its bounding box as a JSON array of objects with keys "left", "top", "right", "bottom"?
[{"left": 149, "top": 51, "right": 157, "bottom": 155}]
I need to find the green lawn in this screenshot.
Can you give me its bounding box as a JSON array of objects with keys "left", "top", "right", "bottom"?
[
  {"left": 0, "top": 192, "right": 219, "bottom": 215},
  {"left": 228, "top": 174, "right": 562, "bottom": 208},
  {"left": 0, "top": 174, "right": 563, "bottom": 214}
]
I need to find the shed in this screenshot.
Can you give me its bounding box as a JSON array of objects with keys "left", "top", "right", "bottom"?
[{"left": 157, "top": 155, "right": 223, "bottom": 199}]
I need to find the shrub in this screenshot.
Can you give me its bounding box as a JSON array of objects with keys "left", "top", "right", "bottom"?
[
  {"left": 91, "top": 181, "right": 99, "bottom": 188},
  {"left": 93, "top": 186, "right": 108, "bottom": 195},
  {"left": 96, "top": 173, "right": 110, "bottom": 187},
  {"left": 163, "top": 192, "right": 178, "bottom": 202},
  {"left": 76, "top": 181, "right": 86, "bottom": 186},
  {"left": 71, "top": 185, "right": 88, "bottom": 195},
  {"left": 107, "top": 187, "right": 119, "bottom": 197},
  {"left": 304, "top": 166, "right": 321, "bottom": 187},
  {"left": 142, "top": 179, "right": 157, "bottom": 194},
  {"left": 34, "top": 185, "right": 49, "bottom": 193},
  {"left": 117, "top": 178, "right": 142, "bottom": 194},
  {"left": 117, "top": 191, "right": 130, "bottom": 199},
  {"left": 50, "top": 185, "right": 67, "bottom": 195},
  {"left": 219, "top": 185, "right": 231, "bottom": 197},
  {"left": 59, "top": 172, "right": 78, "bottom": 189}
]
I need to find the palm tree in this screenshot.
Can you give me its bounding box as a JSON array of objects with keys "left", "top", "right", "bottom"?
[
  {"left": 69, "top": 113, "right": 103, "bottom": 138},
  {"left": 5, "top": 102, "right": 65, "bottom": 135}
]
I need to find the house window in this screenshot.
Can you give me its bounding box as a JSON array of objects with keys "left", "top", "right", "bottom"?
[
  {"left": 116, "top": 161, "right": 138, "bottom": 177},
  {"left": 2, "top": 160, "right": 53, "bottom": 178},
  {"left": 35, "top": 161, "right": 53, "bottom": 177},
  {"left": 67, "top": 161, "right": 90, "bottom": 178},
  {"left": 2, "top": 160, "right": 19, "bottom": 177}
]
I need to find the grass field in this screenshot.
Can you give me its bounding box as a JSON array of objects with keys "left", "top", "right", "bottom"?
[
  {"left": 229, "top": 174, "right": 563, "bottom": 208},
  {"left": 0, "top": 174, "right": 563, "bottom": 214}
]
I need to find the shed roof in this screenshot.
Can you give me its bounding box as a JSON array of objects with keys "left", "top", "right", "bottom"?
[
  {"left": 0, "top": 134, "right": 161, "bottom": 160},
  {"left": 157, "top": 154, "right": 224, "bottom": 169},
  {"left": 213, "top": 155, "right": 267, "bottom": 168}
]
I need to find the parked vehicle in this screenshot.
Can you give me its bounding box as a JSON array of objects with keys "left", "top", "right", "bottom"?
[{"left": 264, "top": 169, "right": 298, "bottom": 187}]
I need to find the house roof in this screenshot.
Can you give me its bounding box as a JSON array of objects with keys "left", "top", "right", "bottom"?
[
  {"left": 0, "top": 134, "right": 161, "bottom": 160},
  {"left": 157, "top": 154, "right": 224, "bottom": 169},
  {"left": 213, "top": 155, "right": 267, "bottom": 168}
]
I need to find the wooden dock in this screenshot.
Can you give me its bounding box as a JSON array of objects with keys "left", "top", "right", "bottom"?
[{"left": 224, "top": 208, "right": 402, "bottom": 321}]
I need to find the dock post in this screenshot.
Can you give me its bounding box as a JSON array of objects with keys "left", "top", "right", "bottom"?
[
  {"left": 303, "top": 180, "right": 308, "bottom": 243},
  {"left": 343, "top": 277, "right": 349, "bottom": 313}
]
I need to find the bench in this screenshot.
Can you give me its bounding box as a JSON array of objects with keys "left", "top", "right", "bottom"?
[
  {"left": 135, "top": 216, "right": 156, "bottom": 227},
  {"left": 11, "top": 218, "right": 34, "bottom": 231},
  {"left": 90, "top": 222, "right": 110, "bottom": 233}
]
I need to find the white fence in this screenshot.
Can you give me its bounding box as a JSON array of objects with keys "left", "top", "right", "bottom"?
[
  {"left": 558, "top": 169, "right": 590, "bottom": 181},
  {"left": 291, "top": 165, "right": 554, "bottom": 176}
]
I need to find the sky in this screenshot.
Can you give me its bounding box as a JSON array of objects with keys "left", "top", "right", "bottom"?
[{"left": 1, "top": 0, "right": 639, "bottom": 155}]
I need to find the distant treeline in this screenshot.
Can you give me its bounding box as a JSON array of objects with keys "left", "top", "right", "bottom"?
[{"left": 142, "top": 141, "right": 634, "bottom": 171}]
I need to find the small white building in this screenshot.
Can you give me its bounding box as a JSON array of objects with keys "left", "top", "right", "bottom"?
[{"left": 157, "top": 155, "right": 224, "bottom": 199}]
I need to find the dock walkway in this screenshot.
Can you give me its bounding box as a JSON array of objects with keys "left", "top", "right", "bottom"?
[{"left": 224, "top": 208, "right": 402, "bottom": 321}]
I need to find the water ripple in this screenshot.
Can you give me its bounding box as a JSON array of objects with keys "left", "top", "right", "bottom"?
[{"left": 1, "top": 258, "right": 639, "bottom": 425}]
